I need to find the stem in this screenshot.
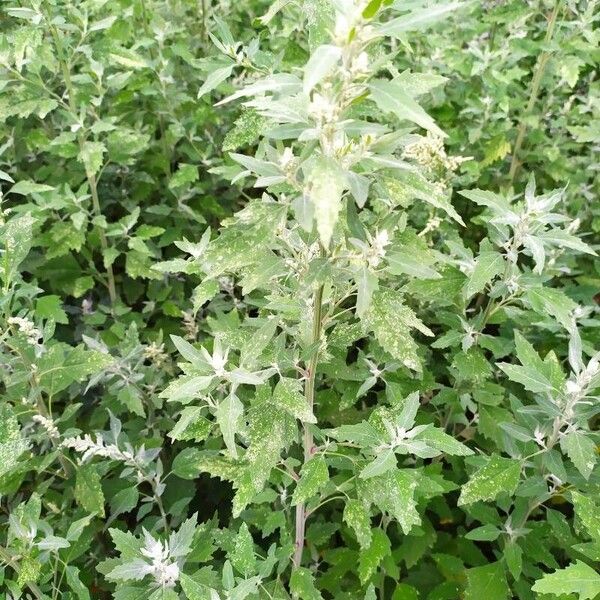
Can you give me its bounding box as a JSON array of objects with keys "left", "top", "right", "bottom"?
[
  {"left": 508, "top": 0, "right": 563, "bottom": 184},
  {"left": 293, "top": 280, "right": 325, "bottom": 568}
]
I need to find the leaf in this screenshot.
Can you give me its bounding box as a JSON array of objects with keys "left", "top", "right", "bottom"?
[
  {"left": 198, "top": 64, "right": 234, "bottom": 98},
  {"left": 361, "top": 470, "right": 420, "bottom": 534},
  {"left": 526, "top": 287, "right": 578, "bottom": 329},
  {"left": 363, "top": 288, "right": 433, "bottom": 371},
  {"left": 79, "top": 141, "right": 106, "bottom": 176},
  {"left": 0, "top": 404, "right": 28, "bottom": 478},
  {"left": 292, "top": 456, "right": 329, "bottom": 505},
  {"left": 497, "top": 362, "right": 555, "bottom": 394},
  {"left": 215, "top": 394, "right": 244, "bottom": 458},
  {"left": 303, "top": 44, "right": 341, "bottom": 93},
  {"left": 463, "top": 251, "right": 504, "bottom": 298},
  {"left": 571, "top": 492, "right": 600, "bottom": 542},
  {"left": 169, "top": 164, "right": 199, "bottom": 189},
  {"left": 464, "top": 561, "right": 509, "bottom": 600},
  {"left": 290, "top": 567, "right": 324, "bottom": 600},
  {"left": 343, "top": 500, "right": 372, "bottom": 549},
  {"left": 75, "top": 464, "right": 105, "bottom": 517},
  {"left": 359, "top": 448, "right": 396, "bottom": 479},
  {"left": 272, "top": 377, "right": 316, "bottom": 423},
  {"left": 9, "top": 180, "right": 54, "bottom": 195},
  {"left": 229, "top": 523, "right": 255, "bottom": 576},
  {"left": 38, "top": 345, "right": 113, "bottom": 396},
  {"left": 418, "top": 427, "right": 473, "bottom": 456},
  {"left": 308, "top": 157, "right": 345, "bottom": 248},
  {"left": 65, "top": 566, "right": 91, "bottom": 600},
  {"left": 1, "top": 213, "right": 35, "bottom": 283},
  {"left": 561, "top": 431, "right": 596, "bottom": 480},
  {"left": 532, "top": 561, "right": 600, "bottom": 600},
  {"left": 458, "top": 455, "right": 521, "bottom": 506},
  {"left": 390, "top": 171, "right": 464, "bottom": 225},
  {"left": 35, "top": 294, "right": 68, "bottom": 324},
  {"left": 369, "top": 79, "right": 445, "bottom": 137},
  {"left": 358, "top": 528, "right": 391, "bottom": 584},
  {"left": 378, "top": 2, "right": 467, "bottom": 37}
]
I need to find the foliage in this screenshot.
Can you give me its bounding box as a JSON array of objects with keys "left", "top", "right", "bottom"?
[{"left": 1, "top": 0, "right": 599, "bottom": 599}]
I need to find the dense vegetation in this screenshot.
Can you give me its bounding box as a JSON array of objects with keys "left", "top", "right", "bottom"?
[{"left": 1, "top": 1, "right": 599, "bottom": 599}]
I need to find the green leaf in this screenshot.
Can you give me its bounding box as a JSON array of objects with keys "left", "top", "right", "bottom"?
[
  {"left": 369, "top": 79, "right": 445, "bottom": 137},
  {"left": 532, "top": 561, "right": 600, "bottom": 600},
  {"left": 497, "top": 362, "right": 556, "bottom": 394},
  {"left": 358, "top": 528, "right": 391, "bottom": 584},
  {"left": 418, "top": 427, "right": 473, "bottom": 456},
  {"left": 0, "top": 404, "right": 28, "bottom": 478},
  {"left": 561, "top": 432, "right": 596, "bottom": 480},
  {"left": 303, "top": 44, "right": 341, "bottom": 93},
  {"left": 308, "top": 157, "right": 345, "bottom": 248},
  {"left": 292, "top": 456, "right": 329, "bottom": 505},
  {"left": 363, "top": 288, "right": 433, "bottom": 371},
  {"left": 1, "top": 213, "right": 35, "bottom": 283},
  {"left": 526, "top": 287, "right": 578, "bottom": 329},
  {"left": 572, "top": 492, "right": 600, "bottom": 542},
  {"left": 75, "top": 464, "right": 105, "bottom": 517},
  {"left": 458, "top": 455, "right": 521, "bottom": 506},
  {"left": 215, "top": 394, "right": 244, "bottom": 458},
  {"left": 343, "top": 500, "right": 372, "bottom": 549},
  {"left": 464, "top": 561, "right": 509, "bottom": 600},
  {"left": 38, "top": 345, "right": 113, "bottom": 396},
  {"left": 79, "top": 141, "right": 106, "bottom": 176},
  {"left": 378, "top": 2, "right": 467, "bottom": 37},
  {"left": 229, "top": 523, "right": 256, "bottom": 576},
  {"left": 35, "top": 294, "right": 68, "bottom": 324},
  {"left": 272, "top": 377, "right": 316, "bottom": 423},
  {"left": 9, "top": 180, "right": 54, "bottom": 195},
  {"left": 169, "top": 164, "right": 199, "bottom": 189},
  {"left": 65, "top": 566, "right": 91, "bottom": 600},
  {"left": 290, "top": 567, "right": 324, "bottom": 600},
  {"left": 463, "top": 251, "right": 504, "bottom": 298}
]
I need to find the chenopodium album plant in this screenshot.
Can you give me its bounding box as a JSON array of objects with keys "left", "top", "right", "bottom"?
[
  {"left": 1, "top": 0, "right": 600, "bottom": 599},
  {"left": 152, "top": 1, "right": 599, "bottom": 599}
]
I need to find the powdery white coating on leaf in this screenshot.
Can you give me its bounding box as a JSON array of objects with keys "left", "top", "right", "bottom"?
[{"left": 458, "top": 455, "right": 521, "bottom": 506}]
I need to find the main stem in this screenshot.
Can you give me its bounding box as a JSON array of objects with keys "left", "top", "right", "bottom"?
[
  {"left": 293, "top": 281, "right": 325, "bottom": 568},
  {"left": 508, "top": 0, "right": 563, "bottom": 184}
]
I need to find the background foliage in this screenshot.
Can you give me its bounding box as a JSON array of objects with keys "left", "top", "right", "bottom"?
[{"left": 1, "top": 1, "right": 599, "bottom": 599}]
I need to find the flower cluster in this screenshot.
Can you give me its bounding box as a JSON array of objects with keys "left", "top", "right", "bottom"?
[{"left": 7, "top": 316, "right": 41, "bottom": 346}]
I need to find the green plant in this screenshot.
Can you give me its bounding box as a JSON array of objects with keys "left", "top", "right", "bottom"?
[{"left": 1, "top": 1, "right": 599, "bottom": 599}]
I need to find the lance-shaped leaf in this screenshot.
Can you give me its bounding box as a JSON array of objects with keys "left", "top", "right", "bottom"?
[
  {"left": 303, "top": 44, "right": 341, "bottom": 94},
  {"left": 561, "top": 431, "right": 596, "bottom": 480},
  {"left": 369, "top": 79, "right": 446, "bottom": 137},
  {"left": 215, "top": 394, "right": 244, "bottom": 458},
  {"left": 378, "top": 2, "right": 467, "bottom": 37},
  {"left": 458, "top": 455, "right": 521, "bottom": 506},
  {"left": 307, "top": 157, "right": 345, "bottom": 248},
  {"left": 343, "top": 500, "right": 372, "bottom": 549}
]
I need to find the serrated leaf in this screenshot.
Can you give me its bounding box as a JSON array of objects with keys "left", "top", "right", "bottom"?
[
  {"left": 532, "top": 561, "right": 600, "bottom": 600},
  {"left": 75, "top": 464, "right": 105, "bottom": 517},
  {"left": 215, "top": 394, "right": 244, "bottom": 458},
  {"left": 463, "top": 251, "right": 504, "bottom": 297},
  {"left": 358, "top": 528, "right": 391, "bottom": 584},
  {"left": 272, "top": 377, "right": 316, "bottom": 423},
  {"left": 343, "top": 500, "right": 372, "bottom": 549},
  {"left": 458, "top": 455, "right": 521, "bottom": 506},
  {"left": 561, "top": 431, "right": 596, "bottom": 480},
  {"left": 292, "top": 456, "right": 329, "bottom": 505}
]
